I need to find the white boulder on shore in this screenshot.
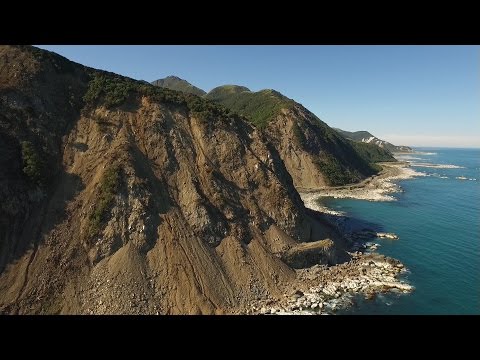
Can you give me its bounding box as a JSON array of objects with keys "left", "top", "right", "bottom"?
[
  {"left": 254, "top": 252, "right": 413, "bottom": 315},
  {"left": 376, "top": 232, "right": 399, "bottom": 240}
]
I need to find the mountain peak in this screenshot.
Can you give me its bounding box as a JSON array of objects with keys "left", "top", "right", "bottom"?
[
  {"left": 151, "top": 75, "right": 206, "bottom": 96},
  {"left": 207, "top": 84, "right": 251, "bottom": 96},
  {"left": 164, "top": 75, "right": 182, "bottom": 80}
]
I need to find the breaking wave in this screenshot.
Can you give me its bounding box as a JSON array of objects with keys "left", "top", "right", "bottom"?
[{"left": 411, "top": 162, "right": 465, "bottom": 169}]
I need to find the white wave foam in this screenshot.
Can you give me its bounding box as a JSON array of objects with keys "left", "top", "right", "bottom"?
[
  {"left": 455, "top": 177, "right": 477, "bottom": 181},
  {"left": 414, "top": 152, "right": 437, "bottom": 155},
  {"left": 411, "top": 162, "right": 464, "bottom": 169},
  {"left": 390, "top": 167, "right": 427, "bottom": 179},
  {"left": 300, "top": 193, "right": 346, "bottom": 216},
  {"left": 428, "top": 173, "right": 450, "bottom": 179},
  {"left": 394, "top": 156, "right": 423, "bottom": 161}
]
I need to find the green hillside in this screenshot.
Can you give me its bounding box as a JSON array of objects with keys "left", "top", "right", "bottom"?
[
  {"left": 206, "top": 86, "right": 295, "bottom": 128},
  {"left": 350, "top": 141, "right": 396, "bottom": 167}
]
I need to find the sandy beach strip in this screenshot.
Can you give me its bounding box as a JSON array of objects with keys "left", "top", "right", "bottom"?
[{"left": 299, "top": 162, "right": 426, "bottom": 204}]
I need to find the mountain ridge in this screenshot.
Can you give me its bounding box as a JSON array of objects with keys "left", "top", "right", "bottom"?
[
  {"left": 152, "top": 76, "right": 395, "bottom": 188},
  {"left": 204, "top": 85, "right": 396, "bottom": 187},
  {"left": 334, "top": 128, "right": 413, "bottom": 153}
]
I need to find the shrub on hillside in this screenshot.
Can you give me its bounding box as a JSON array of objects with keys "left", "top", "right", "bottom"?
[
  {"left": 21, "top": 141, "right": 45, "bottom": 186},
  {"left": 87, "top": 165, "right": 121, "bottom": 238}
]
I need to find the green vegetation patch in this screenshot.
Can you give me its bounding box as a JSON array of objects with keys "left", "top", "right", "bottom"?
[
  {"left": 350, "top": 141, "right": 396, "bottom": 165},
  {"left": 84, "top": 74, "right": 135, "bottom": 108},
  {"left": 152, "top": 76, "right": 206, "bottom": 97},
  {"left": 314, "top": 153, "right": 362, "bottom": 186},
  {"left": 207, "top": 87, "right": 295, "bottom": 128},
  {"left": 84, "top": 73, "right": 235, "bottom": 123},
  {"left": 21, "top": 140, "right": 46, "bottom": 186},
  {"left": 87, "top": 165, "right": 121, "bottom": 238},
  {"left": 296, "top": 118, "right": 392, "bottom": 186},
  {"left": 141, "top": 83, "right": 234, "bottom": 122},
  {"left": 25, "top": 45, "right": 76, "bottom": 74}
]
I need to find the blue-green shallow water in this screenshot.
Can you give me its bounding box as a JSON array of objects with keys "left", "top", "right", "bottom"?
[{"left": 323, "top": 148, "right": 480, "bottom": 315}]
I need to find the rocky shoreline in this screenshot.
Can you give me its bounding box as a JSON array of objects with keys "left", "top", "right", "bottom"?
[
  {"left": 246, "top": 162, "right": 420, "bottom": 315},
  {"left": 249, "top": 251, "right": 412, "bottom": 315},
  {"left": 247, "top": 226, "right": 413, "bottom": 315}
]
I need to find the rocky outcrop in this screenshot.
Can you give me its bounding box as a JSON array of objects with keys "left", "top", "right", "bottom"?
[
  {"left": 376, "top": 232, "right": 399, "bottom": 240},
  {"left": 264, "top": 109, "right": 329, "bottom": 188},
  {"left": 263, "top": 106, "right": 383, "bottom": 188},
  {"left": 282, "top": 239, "right": 335, "bottom": 269},
  {"left": 253, "top": 252, "right": 413, "bottom": 315}
]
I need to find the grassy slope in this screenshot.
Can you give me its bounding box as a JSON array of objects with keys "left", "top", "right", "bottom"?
[
  {"left": 206, "top": 86, "right": 295, "bottom": 128},
  {"left": 334, "top": 128, "right": 374, "bottom": 142},
  {"left": 350, "top": 141, "right": 396, "bottom": 167}
]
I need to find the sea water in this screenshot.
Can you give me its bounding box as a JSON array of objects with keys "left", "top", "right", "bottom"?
[{"left": 324, "top": 148, "right": 480, "bottom": 315}]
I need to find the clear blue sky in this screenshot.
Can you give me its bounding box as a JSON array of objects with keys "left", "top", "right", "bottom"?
[{"left": 37, "top": 45, "right": 479, "bottom": 147}]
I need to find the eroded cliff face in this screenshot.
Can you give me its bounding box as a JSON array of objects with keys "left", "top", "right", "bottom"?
[
  {"left": 0, "top": 46, "right": 345, "bottom": 314},
  {"left": 204, "top": 86, "right": 380, "bottom": 188},
  {"left": 265, "top": 109, "right": 329, "bottom": 188},
  {"left": 265, "top": 106, "right": 377, "bottom": 189}
]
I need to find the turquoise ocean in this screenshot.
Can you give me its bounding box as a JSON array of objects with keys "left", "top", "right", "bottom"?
[{"left": 323, "top": 148, "right": 479, "bottom": 315}]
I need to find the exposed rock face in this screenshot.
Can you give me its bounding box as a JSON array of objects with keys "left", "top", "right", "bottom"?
[
  {"left": 264, "top": 106, "right": 379, "bottom": 188},
  {"left": 282, "top": 239, "right": 335, "bottom": 269},
  {"left": 0, "top": 46, "right": 346, "bottom": 314},
  {"left": 205, "top": 86, "right": 382, "bottom": 188},
  {"left": 154, "top": 78, "right": 395, "bottom": 189},
  {"left": 265, "top": 108, "right": 329, "bottom": 188}
]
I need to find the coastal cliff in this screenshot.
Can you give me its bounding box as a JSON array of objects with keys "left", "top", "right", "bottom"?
[
  {"left": 0, "top": 46, "right": 414, "bottom": 315},
  {"left": 0, "top": 45, "right": 350, "bottom": 314}
]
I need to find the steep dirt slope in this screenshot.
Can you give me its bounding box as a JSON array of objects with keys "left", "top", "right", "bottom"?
[
  {"left": 0, "top": 46, "right": 345, "bottom": 314},
  {"left": 265, "top": 105, "right": 381, "bottom": 188},
  {"left": 206, "top": 86, "right": 383, "bottom": 188}
]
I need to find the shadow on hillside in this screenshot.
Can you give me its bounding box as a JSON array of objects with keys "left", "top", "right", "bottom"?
[
  {"left": 0, "top": 170, "right": 85, "bottom": 275},
  {"left": 304, "top": 206, "right": 386, "bottom": 261},
  {"left": 128, "top": 143, "right": 172, "bottom": 253}
]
